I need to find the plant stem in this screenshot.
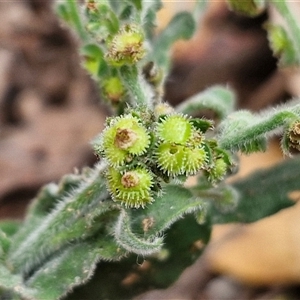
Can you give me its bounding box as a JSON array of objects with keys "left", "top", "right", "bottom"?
[
  {"left": 120, "top": 65, "right": 153, "bottom": 107},
  {"left": 219, "top": 108, "right": 300, "bottom": 151}
]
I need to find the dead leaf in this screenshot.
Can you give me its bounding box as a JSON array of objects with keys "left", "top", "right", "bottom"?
[{"left": 205, "top": 202, "right": 300, "bottom": 286}]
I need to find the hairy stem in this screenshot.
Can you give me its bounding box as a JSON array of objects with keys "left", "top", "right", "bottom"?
[{"left": 218, "top": 106, "right": 300, "bottom": 151}]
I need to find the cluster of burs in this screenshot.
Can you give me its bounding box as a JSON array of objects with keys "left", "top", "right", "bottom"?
[{"left": 93, "top": 106, "right": 231, "bottom": 208}]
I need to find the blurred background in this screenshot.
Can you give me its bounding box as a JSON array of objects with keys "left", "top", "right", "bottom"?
[{"left": 1, "top": 1, "right": 300, "bottom": 299}]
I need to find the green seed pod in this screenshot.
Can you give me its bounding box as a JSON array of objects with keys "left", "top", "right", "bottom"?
[
  {"left": 287, "top": 120, "right": 300, "bottom": 151},
  {"left": 184, "top": 146, "right": 208, "bottom": 175},
  {"left": 106, "top": 167, "right": 154, "bottom": 208},
  {"left": 208, "top": 158, "right": 228, "bottom": 183},
  {"left": 155, "top": 142, "right": 186, "bottom": 176},
  {"left": 157, "top": 114, "right": 192, "bottom": 144},
  {"left": 106, "top": 24, "right": 145, "bottom": 66},
  {"left": 100, "top": 114, "right": 150, "bottom": 167}
]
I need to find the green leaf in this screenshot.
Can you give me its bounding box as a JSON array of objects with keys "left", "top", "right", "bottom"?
[
  {"left": 211, "top": 156, "right": 300, "bottom": 223},
  {"left": 272, "top": 1, "right": 300, "bottom": 63},
  {"left": 145, "top": 215, "right": 210, "bottom": 287},
  {"left": 0, "top": 221, "right": 20, "bottom": 238},
  {"left": 28, "top": 172, "right": 83, "bottom": 220},
  {"left": 81, "top": 44, "right": 108, "bottom": 77},
  {"left": 126, "top": 0, "right": 142, "bottom": 11},
  {"left": 26, "top": 234, "right": 126, "bottom": 300},
  {"left": 119, "top": 5, "right": 134, "bottom": 20},
  {"left": 65, "top": 215, "right": 210, "bottom": 300},
  {"left": 0, "top": 265, "right": 34, "bottom": 300},
  {"left": 193, "top": 0, "right": 209, "bottom": 20},
  {"left": 207, "top": 185, "right": 239, "bottom": 214},
  {"left": 0, "top": 230, "right": 12, "bottom": 257},
  {"left": 176, "top": 85, "right": 236, "bottom": 119},
  {"left": 97, "top": 4, "right": 120, "bottom": 34},
  {"left": 113, "top": 185, "right": 208, "bottom": 257},
  {"left": 64, "top": 0, "right": 88, "bottom": 42},
  {"left": 8, "top": 163, "right": 112, "bottom": 275},
  {"left": 8, "top": 174, "right": 82, "bottom": 263},
  {"left": 266, "top": 23, "right": 297, "bottom": 66},
  {"left": 158, "top": 11, "right": 195, "bottom": 42},
  {"left": 190, "top": 119, "right": 213, "bottom": 133},
  {"left": 141, "top": 0, "right": 162, "bottom": 40},
  {"left": 114, "top": 210, "right": 163, "bottom": 255},
  {"left": 56, "top": 3, "right": 71, "bottom": 23},
  {"left": 0, "top": 265, "right": 22, "bottom": 289},
  {"left": 153, "top": 12, "right": 196, "bottom": 69},
  {"left": 131, "top": 185, "right": 206, "bottom": 238}
]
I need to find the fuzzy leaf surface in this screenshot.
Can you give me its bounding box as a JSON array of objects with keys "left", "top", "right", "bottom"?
[
  {"left": 114, "top": 210, "right": 163, "bottom": 255},
  {"left": 0, "top": 265, "right": 34, "bottom": 300},
  {"left": 65, "top": 215, "right": 210, "bottom": 300},
  {"left": 130, "top": 185, "right": 206, "bottom": 238},
  {"left": 176, "top": 85, "right": 236, "bottom": 119},
  {"left": 211, "top": 157, "right": 299, "bottom": 223},
  {"left": 25, "top": 233, "right": 126, "bottom": 300},
  {"left": 8, "top": 164, "right": 111, "bottom": 275},
  {"left": 7, "top": 174, "right": 82, "bottom": 265},
  {"left": 153, "top": 11, "right": 195, "bottom": 68}
]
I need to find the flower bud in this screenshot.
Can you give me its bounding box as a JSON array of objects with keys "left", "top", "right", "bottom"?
[
  {"left": 107, "top": 24, "right": 145, "bottom": 66},
  {"left": 208, "top": 158, "right": 228, "bottom": 183}
]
